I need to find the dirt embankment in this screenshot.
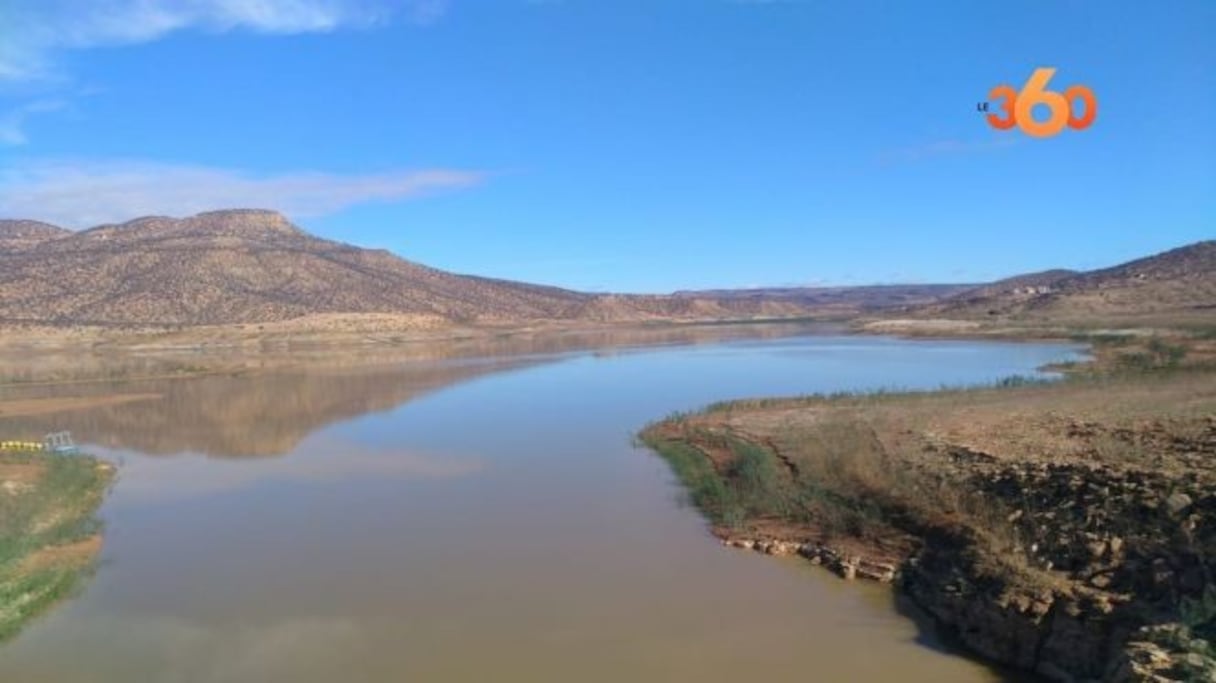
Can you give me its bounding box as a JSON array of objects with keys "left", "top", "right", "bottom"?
[{"left": 640, "top": 362, "right": 1216, "bottom": 681}]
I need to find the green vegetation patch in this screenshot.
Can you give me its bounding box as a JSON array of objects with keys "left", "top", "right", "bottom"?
[
  {"left": 0, "top": 449, "right": 113, "bottom": 642},
  {"left": 641, "top": 421, "right": 906, "bottom": 541},
  {"left": 642, "top": 433, "right": 743, "bottom": 527}
]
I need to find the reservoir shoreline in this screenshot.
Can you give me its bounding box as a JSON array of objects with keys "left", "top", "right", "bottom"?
[
  {"left": 1, "top": 322, "right": 1209, "bottom": 680},
  {"left": 639, "top": 326, "right": 1215, "bottom": 681}
]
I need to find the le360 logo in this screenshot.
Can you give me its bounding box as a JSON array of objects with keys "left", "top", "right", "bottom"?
[{"left": 978, "top": 67, "right": 1097, "bottom": 137}]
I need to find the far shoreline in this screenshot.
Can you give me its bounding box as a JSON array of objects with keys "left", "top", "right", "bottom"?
[{"left": 0, "top": 308, "right": 1163, "bottom": 387}]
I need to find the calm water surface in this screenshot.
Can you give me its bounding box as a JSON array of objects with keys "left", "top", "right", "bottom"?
[{"left": 0, "top": 328, "right": 1083, "bottom": 682}]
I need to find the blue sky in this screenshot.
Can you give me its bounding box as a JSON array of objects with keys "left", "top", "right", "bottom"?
[{"left": 1, "top": 1, "right": 1212, "bottom": 292}]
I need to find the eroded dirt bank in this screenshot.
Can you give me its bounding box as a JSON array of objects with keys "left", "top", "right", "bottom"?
[{"left": 641, "top": 363, "right": 1216, "bottom": 681}]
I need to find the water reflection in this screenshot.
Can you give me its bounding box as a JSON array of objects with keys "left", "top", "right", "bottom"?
[
  {"left": 0, "top": 323, "right": 827, "bottom": 457},
  {"left": 0, "top": 359, "right": 536, "bottom": 457},
  {"left": 102, "top": 436, "right": 485, "bottom": 504},
  {"left": 0, "top": 327, "right": 1083, "bottom": 682}
]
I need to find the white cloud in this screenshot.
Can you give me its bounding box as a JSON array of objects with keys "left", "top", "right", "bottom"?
[
  {"left": 0, "top": 1, "right": 441, "bottom": 144},
  {"left": 0, "top": 0, "right": 432, "bottom": 83},
  {"left": 0, "top": 159, "right": 485, "bottom": 228}
]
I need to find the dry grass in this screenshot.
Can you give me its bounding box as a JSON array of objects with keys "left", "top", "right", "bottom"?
[{"left": 641, "top": 358, "right": 1216, "bottom": 593}]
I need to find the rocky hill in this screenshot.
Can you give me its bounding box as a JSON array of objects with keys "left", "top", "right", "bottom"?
[
  {"left": 0, "top": 210, "right": 806, "bottom": 327},
  {"left": 0, "top": 210, "right": 588, "bottom": 326},
  {"left": 0, "top": 220, "right": 72, "bottom": 251},
  {"left": 948, "top": 269, "right": 1078, "bottom": 302},
  {"left": 930, "top": 242, "right": 1216, "bottom": 320},
  {"left": 5, "top": 210, "right": 1208, "bottom": 330}
]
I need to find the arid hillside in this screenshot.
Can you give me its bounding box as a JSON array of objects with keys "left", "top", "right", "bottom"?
[
  {"left": 0, "top": 210, "right": 592, "bottom": 326},
  {"left": 674, "top": 283, "right": 977, "bottom": 313},
  {"left": 928, "top": 242, "right": 1216, "bottom": 321},
  {"left": 3, "top": 211, "right": 1210, "bottom": 331},
  {"left": 0, "top": 220, "right": 72, "bottom": 251},
  {"left": 0, "top": 210, "right": 816, "bottom": 328}
]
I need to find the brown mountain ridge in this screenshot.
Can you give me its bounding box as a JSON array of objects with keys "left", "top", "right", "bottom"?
[
  {"left": 0, "top": 210, "right": 807, "bottom": 327},
  {"left": 0, "top": 220, "right": 72, "bottom": 251},
  {"left": 1, "top": 209, "right": 1210, "bottom": 329},
  {"left": 925, "top": 241, "right": 1216, "bottom": 320}
]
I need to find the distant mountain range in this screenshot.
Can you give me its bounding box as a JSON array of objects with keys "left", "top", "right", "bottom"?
[
  {"left": 673, "top": 284, "right": 978, "bottom": 311},
  {"left": 0, "top": 210, "right": 1211, "bottom": 328}
]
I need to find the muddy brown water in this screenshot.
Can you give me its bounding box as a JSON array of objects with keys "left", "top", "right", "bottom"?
[{"left": 0, "top": 326, "right": 1082, "bottom": 682}]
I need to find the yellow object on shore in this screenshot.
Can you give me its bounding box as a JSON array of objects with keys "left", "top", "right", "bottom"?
[
  {"left": 1, "top": 433, "right": 77, "bottom": 453},
  {"left": 0, "top": 441, "right": 46, "bottom": 451}
]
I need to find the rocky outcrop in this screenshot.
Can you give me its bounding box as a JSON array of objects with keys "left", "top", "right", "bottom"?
[
  {"left": 1108, "top": 625, "right": 1216, "bottom": 682},
  {"left": 904, "top": 454, "right": 1216, "bottom": 681},
  {"left": 645, "top": 376, "right": 1216, "bottom": 682},
  {"left": 903, "top": 543, "right": 1133, "bottom": 679},
  {"left": 721, "top": 537, "right": 898, "bottom": 583}
]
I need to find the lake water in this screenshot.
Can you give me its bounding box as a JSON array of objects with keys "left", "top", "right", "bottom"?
[{"left": 0, "top": 326, "right": 1083, "bottom": 682}]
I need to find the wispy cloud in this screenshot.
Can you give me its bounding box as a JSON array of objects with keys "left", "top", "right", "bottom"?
[
  {"left": 0, "top": 1, "right": 442, "bottom": 144},
  {"left": 0, "top": 159, "right": 485, "bottom": 228},
  {"left": 0, "top": 1, "right": 424, "bottom": 83}
]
